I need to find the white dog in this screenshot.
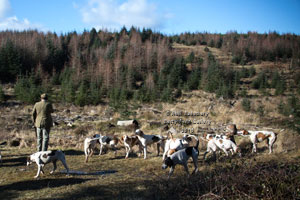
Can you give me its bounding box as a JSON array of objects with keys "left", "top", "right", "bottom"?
[
  {"left": 135, "top": 129, "right": 165, "bottom": 159},
  {"left": 84, "top": 135, "right": 100, "bottom": 163},
  {"left": 237, "top": 130, "right": 277, "bottom": 154},
  {"left": 162, "top": 139, "right": 199, "bottom": 180},
  {"left": 203, "top": 136, "right": 241, "bottom": 160},
  {"left": 27, "top": 150, "right": 69, "bottom": 178}
]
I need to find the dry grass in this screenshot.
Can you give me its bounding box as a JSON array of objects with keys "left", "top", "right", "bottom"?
[{"left": 1, "top": 145, "right": 299, "bottom": 200}]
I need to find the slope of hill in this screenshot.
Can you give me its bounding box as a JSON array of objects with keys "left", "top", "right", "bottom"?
[{"left": 0, "top": 30, "right": 300, "bottom": 199}]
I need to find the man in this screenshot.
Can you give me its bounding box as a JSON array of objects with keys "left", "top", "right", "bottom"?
[{"left": 32, "top": 93, "right": 54, "bottom": 151}]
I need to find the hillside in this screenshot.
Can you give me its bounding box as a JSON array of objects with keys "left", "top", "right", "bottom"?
[
  {"left": 1, "top": 82, "right": 300, "bottom": 199},
  {"left": 1, "top": 40, "right": 300, "bottom": 153},
  {"left": 1, "top": 31, "right": 300, "bottom": 199}
]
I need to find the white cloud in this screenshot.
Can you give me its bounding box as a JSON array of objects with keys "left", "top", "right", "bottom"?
[
  {"left": 0, "top": 16, "right": 45, "bottom": 31},
  {"left": 79, "top": 0, "right": 165, "bottom": 31},
  {"left": 0, "top": 0, "right": 10, "bottom": 19},
  {"left": 0, "top": 0, "right": 46, "bottom": 31}
]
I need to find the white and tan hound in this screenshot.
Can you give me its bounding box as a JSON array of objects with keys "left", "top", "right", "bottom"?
[
  {"left": 237, "top": 130, "right": 277, "bottom": 154},
  {"left": 203, "top": 136, "right": 241, "bottom": 160},
  {"left": 135, "top": 129, "right": 165, "bottom": 159},
  {"left": 121, "top": 135, "right": 142, "bottom": 158}
]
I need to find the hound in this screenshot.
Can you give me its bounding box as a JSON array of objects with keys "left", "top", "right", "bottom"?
[
  {"left": 135, "top": 129, "right": 165, "bottom": 159},
  {"left": 162, "top": 133, "right": 199, "bottom": 160},
  {"left": 162, "top": 139, "right": 199, "bottom": 180},
  {"left": 226, "top": 124, "right": 237, "bottom": 135},
  {"left": 84, "top": 135, "right": 100, "bottom": 163},
  {"left": 27, "top": 150, "right": 69, "bottom": 178},
  {"left": 203, "top": 136, "right": 241, "bottom": 160},
  {"left": 183, "top": 134, "right": 200, "bottom": 143},
  {"left": 225, "top": 124, "right": 237, "bottom": 144},
  {"left": 121, "top": 135, "right": 142, "bottom": 158},
  {"left": 237, "top": 130, "right": 277, "bottom": 154},
  {"left": 99, "top": 135, "right": 120, "bottom": 156},
  {"left": 162, "top": 133, "right": 189, "bottom": 161},
  {"left": 200, "top": 132, "right": 229, "bottom": 142}
]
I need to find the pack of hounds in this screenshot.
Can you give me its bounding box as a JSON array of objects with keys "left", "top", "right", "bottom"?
[{"left": 16, "top": 124, "right": 279, "bottom": 180}]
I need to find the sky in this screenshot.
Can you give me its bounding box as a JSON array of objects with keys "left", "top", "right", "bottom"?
[{"left": 0, "top": 0, "right": 299, "bottom": 35}]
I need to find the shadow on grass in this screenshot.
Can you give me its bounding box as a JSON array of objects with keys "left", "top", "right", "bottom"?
[
  {"left": 1, "top": 156, "right": 27, "bottom": 167},
  {"left": 0, "top": 178, "right": 93, "bottom": 200},
  {"left": 108, "top": 155, "right": 126, "bottom": 160},
  {"left": 63, "top": 149, "right": 84, "bottom": 156},
  {"left": 40, "top": 179, "right": 168, "bottom": 200}
]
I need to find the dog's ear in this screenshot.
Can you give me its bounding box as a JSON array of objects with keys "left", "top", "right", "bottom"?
[
  {"left": 42, "top": 154, "right": 48, "bottom": 159},
  {"left": 165, "top": 157, "right": 173, "bottom": 167},
  {"left": 135, "top": 129, "right": 143, "bottom": 135}
]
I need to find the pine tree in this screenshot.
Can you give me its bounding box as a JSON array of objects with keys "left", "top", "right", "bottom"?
[
  {"left": 60, "top": 77, "right": 76, "bottom": 103},
  {"left": 75, "top": 80, "right": 89, "bottom": 106},
  {"left": 271, "top": 71, "right": 286, "bottom": 95},
  {"left": 251, "top": 71, "right": 269, "bottom": 91},
  {"left": 187, "top": 67, "right": 201, "bottom": 90},
  {"left": 0, "top": 40, "right": 23, "bottom": 82},
  {"left": 186, "top": 52, "right": 195, "bottom": 63},
  {"left": 204, "top": 62, "right": 220, "bottom": 92},
  {"left": 14, "top": 73, "right": 43, "bottom": 104},
  {"left": 161, "top": 87, "right": 173, "bottom": 102},
  {"left": 168, "top": 57, "right": 187, "bottom": 89},
  {"left": 216, "top": 37, "right": 223, "bottom": 48},
  {"left": 89, "top": 80, "right": 102, "bottom": 105}
]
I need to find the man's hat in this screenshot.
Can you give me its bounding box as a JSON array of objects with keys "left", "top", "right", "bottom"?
[{"left": 41, "top": 93, "right": 48, "bottom": 99}]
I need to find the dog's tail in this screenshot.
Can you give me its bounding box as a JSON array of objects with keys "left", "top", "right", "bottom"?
[
  {"left": 274, "top": 129, "right": 284, "bottom": 136},
  {"left": 114, "top": 135, "right": 122, "bottom": 145},
  {"left": 119, "top": 135, "right": 126, "bottom": 144}
]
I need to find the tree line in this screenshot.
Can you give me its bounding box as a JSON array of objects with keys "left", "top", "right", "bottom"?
[{"left": 0, "top": 28, "right": 299, "bottom": 107}]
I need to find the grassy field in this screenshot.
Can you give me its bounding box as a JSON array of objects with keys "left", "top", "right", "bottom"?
[{"left": 1, "top": 143, "right": 300, "bottom": 200}]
